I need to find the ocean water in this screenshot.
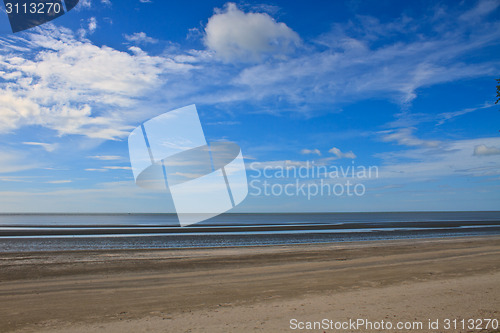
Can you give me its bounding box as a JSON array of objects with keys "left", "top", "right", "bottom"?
[{"left": 0, "top": 212, "right": 499, "bottom": 252}]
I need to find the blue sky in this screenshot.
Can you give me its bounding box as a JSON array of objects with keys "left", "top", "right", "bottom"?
[{"left": 0, "top": 0, "right": 499, "bottom": 213}]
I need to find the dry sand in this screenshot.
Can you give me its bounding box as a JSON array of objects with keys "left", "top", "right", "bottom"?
[{"left": 1, "top": 236, "right": 499, "bottom": 332}]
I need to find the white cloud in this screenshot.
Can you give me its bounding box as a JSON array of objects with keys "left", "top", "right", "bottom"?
[
  {"left": 385, "top": 101, "right": 495, "bottom": 129},
  {"left": 252, "top": 137, "right": 500, "bottom": 183},
  {"left": 124, "top": 32, "right": 158, "bottom": 44},
  {"left": 0, "top": 93, "right": 41, "bottom": 132},
  {"left": 104, "top": 166, "right": 132, "bottom": 170},
  {"left": 0, "top": 25, "right": 194, "bottom": 140},
  {"left": 473, "top": 144, "right": 500, "bottom": 156},
  {"left": 459, "top": 0, "right": 499, "bottom": 22},
  {"left": 88, "top": 155, "right": 122, "bottom": 160},
  {"left": 300, "top": 148, "right": 321, "bottom": 156},
  {"left": 328, "top": 147, "right": 356, "bottom": 159},
  {"left": 0, "top": 151, "right": 38, "bottom": 173},
  {"left": 436, "top": 102, "right": 494, "bottom": 126},
  {"left": 0, "top": 180, "right": 175, "bottom": 213},
  {"left": 232, "top": 1, "right": 500, "bottom": 108},
  {"left": 376, "top": 137, "right": 500, "bottom": 180},
  {"left": 45, "top": 180, "right": 72, "bottom": 184},
  {"left": 0, "top": 1, "right": 498, "bottom": 146},
  {"left": 88, "top": 17, "right": 97, "bottom": 34},
  {"left": 75, "top": 0, "right": 91, "bottom": 10},
  {"left": 247, "top": 160, "right": 320, "bottom": 170},
  {"left": 204, "top": 3, "right": 300, "bottom": 62},
  {"left": 22, "top": 141, "right": 58, "bottom": 152},
  {"left": 206, "top": 120, "right": 241, "bottom": 126},
  {"left": 379, "top": 127, "right": 440, "bottom": 148},
  {"left": 0, "top": 176, "right": 33, "bottom": 182}
]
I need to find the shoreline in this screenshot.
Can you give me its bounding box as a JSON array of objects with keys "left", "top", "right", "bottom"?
[
  {"left": 1, "top": 235, "right": 499, "bottom": 332},
  {"left": 1, "top": 233, "right": 499, "bottom": 254},
  {"left": 2, "top": 220, "right": 500, "bottom": 237},
  {"left": 2, "top": 229, "right": 500, "bottom": 253}
]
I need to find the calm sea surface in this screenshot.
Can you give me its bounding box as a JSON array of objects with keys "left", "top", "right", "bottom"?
[{"left": 0, "top": 212, "right": 499, "bottom": 252}]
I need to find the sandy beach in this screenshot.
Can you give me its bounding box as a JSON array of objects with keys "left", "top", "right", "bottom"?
[{"left": 1, "top": 236, "right": 499, "bottom": 332}]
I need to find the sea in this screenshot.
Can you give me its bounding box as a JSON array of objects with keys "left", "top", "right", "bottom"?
[{"left": 0, "top": 212, "right": 499, "bottom": 252}]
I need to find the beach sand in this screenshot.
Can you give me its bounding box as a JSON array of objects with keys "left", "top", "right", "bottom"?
[{"left": 1, "top": 236, "right": 499, "bottom": 332}]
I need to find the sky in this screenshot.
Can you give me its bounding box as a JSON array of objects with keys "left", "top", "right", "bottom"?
[{"left": 0, "top": 0, "right": 499, "bottom": 213}]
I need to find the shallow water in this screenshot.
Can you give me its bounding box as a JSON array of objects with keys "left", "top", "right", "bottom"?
[{"left": 0, "top": 212, "right": 499, "bottom": 252}]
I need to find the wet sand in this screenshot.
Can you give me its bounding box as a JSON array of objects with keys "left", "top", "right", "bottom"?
[{"left": 1, "top": 236, "right": 499, "bottom": 332}]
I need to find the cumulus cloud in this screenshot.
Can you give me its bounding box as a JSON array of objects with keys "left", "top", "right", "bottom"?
[
  {"left": 380, "top": 128, "right": 440, "bottom": 148},
  {"left": 300, "top": 148, "right": 321, "bottom": 156},
  {"left": 0, "top": 93, "right": 41, "bottom": 132},
  {"left": 473, "top": 144, "right": 500, "bottom": 156},
  {"left": 204, "top": 3, "right": 300, "bottom": 62},
  {"left": 0, "top": 25, "right": 194, "bottom": 140},
  {"left": 328, "top": 147, "right": 356, "bottom": 159}
]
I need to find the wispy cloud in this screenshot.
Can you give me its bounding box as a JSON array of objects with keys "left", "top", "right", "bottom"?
[
  {"left": 85, "top": 166, "right": 131, "bottom": 171},
  {"left": 300, "top": 148, "right": 321, "bottom": 156},
  {"left": 206, "top": 120, "right": 241, "bottom": 126},
  {"left": 459, "top": 0, "right": 499, "bottom": 21},
  {"left": 0, "top": 180, "right": 169, "bottom": 212},
  {"left": 0, "top": 151, "right": 38, "bottom": 173},
  {"left": 85, "top": 168, "right": 107, "bottom": 172},
  {"left": 379, "top": 127, "right": 440, "bottom": 148},
  {"left": 124, "top": 32, "right": 158, "bottom": 44},
  {"left": 22, "top": 141, "right": 58, "bottom": 152},
  {"left": 88, "top": 155, "right": 122, "bottom": 161},
  {"left": 45, "top": 180, "right": 72, "bottom": 184},
  {"left": 436, "top": 102, "right": 495, "bottom": 126},
  {"left": 232, "top": 0, "right": 500, "bottom": 108},
  {"left": 329, "top": 147, "right": 356, "bottom": 159},
  {"left": 104, "top": 166, "right": 132, "bottom": 170},
  {"left": 0, "top": 176, "right": 33, "bottom": 183}
]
